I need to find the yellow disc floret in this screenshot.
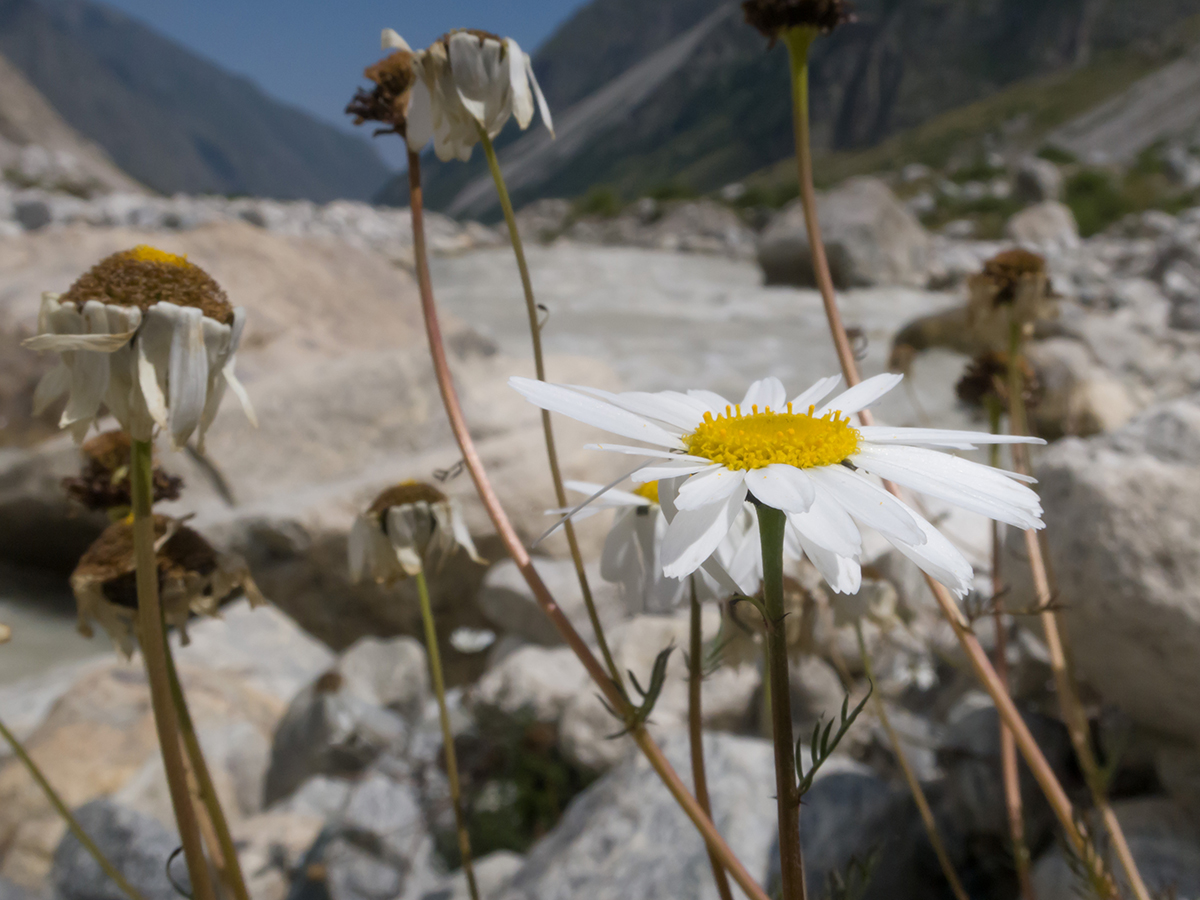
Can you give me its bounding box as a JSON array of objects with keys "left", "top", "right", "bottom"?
[
  {"left": 633, "top": 481, "right": 660, "bottom": 505},
  {"left": 125, "top": 245, "right": 190, "bottom": 267},
  {"left": 685, "top": 403, "right": 860, "bottom": 470}
]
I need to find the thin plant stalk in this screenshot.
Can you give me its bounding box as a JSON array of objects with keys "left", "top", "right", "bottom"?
[
  {"left": 415, "top": 567, "right": 480, "bottom": 900},
  {"left": 988, "top": 403, "right": 1036, "bottom": 900},
  {"left": 130, "top": 438, "right": 217, "bottom": 900},
  {"left": 406, "top": 149, "right": 771, "bottom": 900},
  {"left": 1005, "top": 327, "right": 1150, "bottom": 900},
  {"left": 853, "top": 624, "right": 969, "bottom": 900},
  {"left": 162, "top": 639, "right": 252, "bottom": 900},
  {"left": 688, "top": 576, "right": 735, "bottom": 900},
  {"left": 783, "top": 29, "right": 1102, "bottom": 872},
  {"left": 0, "top": 716, "right": 148, "bottom": 900},
  {"left": 479, "top": 127, "right": 623, "bottom": 690},
  {"left": 756, "top": 503, "right": 806, "bottom": 900}
]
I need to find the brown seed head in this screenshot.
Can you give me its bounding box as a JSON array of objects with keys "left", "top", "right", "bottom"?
[
  {"left": 367, "top": 480, "right": 448, "bottom": 521},
  {"left": 61, "top": 245, "right": 233, "bottom": 325},
  {"left": 62, "top": 430, "right": 182, "bottom": 511},
  {"left": 346, "top": 50, "right": 418, "bottom": 136},
  {"left": 955, "top": 351, "right": 1040, "bottom": 412},
  {"left": 742, "top": 0, "right": 855, "bottom": 40},
  {"left": 976, "top": 248, "right": 1048, "bottom": 306}
]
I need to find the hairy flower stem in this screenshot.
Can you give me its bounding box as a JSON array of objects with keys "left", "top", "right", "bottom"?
[
  {"left": 783, "top": 25, "right": 1098, "bottom": 869},
  {"left": 406, "top": 150, "right": 771, "bottom": 900},
  {"left": 479, "top": 129, "right": 624, "bottom": 691},
  {"left": 1006, "top": 325, "right": 1148, "bottom": 900},
  {"left": 756, "top": 504, "right": 806, "bottom": 900},
  {"left": 853, "top": 624, "right": 969, "bottom": 900},
  {"left": 416, "top": 568, "right": 480, "bottom": 900},
  {"left": 162, "top": 641, "right": 251, "bottom": 900},
  {"left": 131, "top": 438, "right": 216, "bottom": 900},
  {"left": 988, "top": 404, "right": 1036, "bottom": 900},
  {"left": 688, "top": 577, "right": 735, "bottom": 900},
  {"left": 0, "top": 716, "right": 148, "bottom": 900}
]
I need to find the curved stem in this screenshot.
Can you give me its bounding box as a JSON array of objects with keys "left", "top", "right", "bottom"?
[
  {"left": 688, "top": 577, "right": 734, "bottom": 900},
  {"left": 130, "top": 438, "right": 216, "bottom": 900},
  {"left": 756, "top": 503, "right": 805, "bottom": 900},
  {"left": 0, "top": 716, "right": 149, "bottom": 900},
  {"left": 478, "top": 129, "right": 624, "bottom": 690},
  {"left": 406, "top": 150, "right": 770, "bottom": 900},
  {"left": 416, "top": 568, "right": 480, "bottom": 900},
  {"left": 163, "top": 639, "right": 251, "bottom": 900},
  {"left": 854, "top": 624, "right": 969, "bottom": 900}
]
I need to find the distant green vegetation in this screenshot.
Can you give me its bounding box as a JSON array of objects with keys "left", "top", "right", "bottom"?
[{"left": 572, "top": 185, "right": 624, "bottom": 218}]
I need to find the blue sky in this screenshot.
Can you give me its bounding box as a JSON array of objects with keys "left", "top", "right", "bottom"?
[{"left": 98, "top": 0, "right": 590, "bottom": 166}]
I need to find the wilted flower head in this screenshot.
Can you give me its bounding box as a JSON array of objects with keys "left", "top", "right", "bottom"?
[
  {"left": 955, "top": 351, "right": 1041, "bottom": 415},
  {"left": 62, "top": 429, "right": 182, "bottom": 514},
  {"left": 742, "top": 0, "right": 855, "bottom": 40},
  {"left": 967, "top": 248, "right": 1056, "bottom": 340},
  {"left": 71, "top": 515, "right": 264, "bottom": 655},
  {"left": 349, "top": 481, "right": 484, "bottom": 585},
  {"left": 25, "top": 245, "right": 255, "bottom": 448},
  {"left": 349, "top": 28, "right": 553, "bottom": 162}
]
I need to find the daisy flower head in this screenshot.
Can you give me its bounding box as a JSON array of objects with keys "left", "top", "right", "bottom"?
[
  {"left": 511, "top": 373, "right": 1046, "bottom": 599},
  {"left": 742, "top": 0, "right": 855, "bottom": 40},
  {"left": 349, "top": 481, "right": 484, "bottom": 585},
  {"left": 24, "top": 245, "right": 254, "bottom": 449},
  {"left": 363, "top": 28, "right": 553, "bottom": 162}
]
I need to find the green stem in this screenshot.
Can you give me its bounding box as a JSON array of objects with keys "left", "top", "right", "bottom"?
[
  {"left": 478, "top": 127, "right": 624, "bottom": 693},
  {"left": 163, "top": 639, "right": 251, "bottom": 900},
  {"left": 131, "top": 438, "right": 216, "bottom": 900},
  {"left": 755, "top": 503, "right": 805, "bottom": 900},
  {"left": 416, "top": 568, "right": 480, "bottom": 900},
  {"left": 688, "top": 577, "right": 735, "bottom": 900},
  {"left": 0, "top": 716, "right": 148, "bottom": 900}
]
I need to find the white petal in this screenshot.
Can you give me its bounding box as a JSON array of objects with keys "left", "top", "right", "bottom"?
[
  {"left": 23, "top": 331, "right": 134, "bottom": 352},
  {"left": 661, "top": 489, "right": 746, "bottom": 579},
  {"left": 884, "top": 506, "right": 975, "bottom": 598},
  {"left": 807, "top": 465, "right": 924, "bottom": 545},
  {"left": 574, "top": 386, "right": 698, "bottom": 433},
  {"left": 60, "top": 302, "right": 113, "bottom": 428},
  {"left": 686, "top": 389, "right": 732, "bottom": 414},
  {"left": 507, "top": 39, "right": 534, "bottom": 129},
  {"left": 405, "top": 78, "right": 434, "bottom": 151},
  {"left": 564, "top": 480, "right": 646, "bottom": 508},
  {"left": 448, "top": 500, "right": 485, "bottom": 564},
  {"left": 785, "top": 481, "right": 862, "bottom": 558},
  {"left": 135, "top": 314, "right": 172, "bottom": 433},
  {"left": 790, "top": 527, "right": 862, "bottom": 594},
  {"left": 744, "top": 464, "right": 815, "bottom": 513},
  {"left": 525, "top": 53, "right": 554, "bottom": 137},
  {"left": 740, "top": 377, "right": 787, "bottom": 412},
  {"left": 381, "top": 28, "right": 411, "bottom": 51},
  {"left": 510, "top": 377, "right": 685, "bottom": 448},
  {"left": 674, "top": 467, "right": 747, "bottom": 511},
  {"left": 348, "top": 516, "right": 373, "bottom": 582},
  {"left": 790, "top": 375, "right": 841, "bottom": 410},
  {"left": 630, "top": 462, "right": 722, "bottom": 482},
  {"left": 817, "top": 373, "right": 904, "bottom": 416},
  {"left": 600, "top": 508, "right": 640, "bottom": 591},
  {"left": 222, "top": 364, "right": 257, "bottom": 427},
  {"left": 32, "top": 362, "right": 70, "bottom": 415},
  {"left": 858, "top": 425, "right": 1046, "bottom": 450},
  {"left": 166, "top": 306, "right": 209, "bottom": 447},
  {"left": 585, "top": 443, "right": 707, "bottom": 462},
  {"left": 851, "top": 445, "right": 1044, "bottom": 530},
  {"left": 449, "top": 32, "right": 508, "bottom": 133}
]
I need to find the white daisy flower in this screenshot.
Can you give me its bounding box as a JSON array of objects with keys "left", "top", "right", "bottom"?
[
  {"left": 349, "top": 481, "right": 485, "bottom": 585},
  {"left": 511, "top": 373, "right": 1045, "bottom": 599},
  {"left": 380, "top": 27, "right": 553, "bottom": 162},
  {"left": 556, "top": 479, "right": 762, "bottom": 614},
  {"left": 24, "top": 245, "right": 255, "bottom": 449}
]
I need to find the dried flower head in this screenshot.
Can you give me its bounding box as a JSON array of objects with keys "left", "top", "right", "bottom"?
[
  {"left": 71, "top": 515, "right": 264, "bottom": 655},
  {"left": 62, "top": 430, "right": 182, "bottom": 513},
  {"left": 955, "top": 351, "right": 1041, "bottom": 413},
  {"left": 349, "top": 481, "right": 484, "bottom": 585},
  {"left": 967, "top": 248, "right": 1057, "bottom": 340},
  {"left": 25, "top": 245, "right": 255, "bottom": 447},
  {"left": 346, "top": 48, "right": 419, "bottom": 136},
  {"left": 742, "top": 0, "right": 855, "bottom": 40}
]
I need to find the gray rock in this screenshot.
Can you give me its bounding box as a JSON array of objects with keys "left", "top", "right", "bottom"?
[
  {"left": 13, "top": 198, "right": 50, "bottom": 231},
  {"left": 323, "top": 839, "right": 405, "bottom": 900},
  {"left": 470, "top": 644, "right": 589, "bottom": 724},
  {"left": 506, "top": 199, "right": 572, "bottom": 244},
  {"left": 1013, "top": 156, "right": 1063, "bottom": 202},
  {"left": 338, "top": 636, "right": 430, "bottom": 721},
  {"left": 1025, "top": 337, "right": 1139, "bottom": 438},
  {"left": 1005, "top": 200, "right": 1080, "bottom": 252},
  {"left": 789, "top": 655, "right": 847, "bottom": 730},
  {"left": 0, "top": 878, "right": 38, "bottom": 900},
  {"left": 494, "top": 732, "right": 776, "bottom": 900},
  {"left": 757, "top": 177, "right": 931, "bottom": 288},
  {"left": 51, "top": 799, "right": 184, "bottom": 900},
  {"left": 424, "top": 850, "right": 524, "bottom": 900}
]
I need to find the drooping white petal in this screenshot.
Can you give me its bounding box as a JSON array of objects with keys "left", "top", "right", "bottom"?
[
  {"left": 32, "top": 362, "right": 70, "bottom": 415},
  {"left": 448, "top": 499, "right": 485, "bottom": 564},
  {"left": 673, "top": 467, "right": 747, "bottom": 511},
  {"left": 858, "top": 425, "right": 1046, "bottom": 450},
  {"left": 807, "top": 465, "right": 925, "bottom": 545},
  {"left": 740, "top": 376, "right": 788, "bottom": 412},
  {"left": 510, "top": 377, "right": 685, "bottom": 448},
  {"left": 23, "top": 332, "right": 135, "bottom": 352},
  {"left": 791, "top": 527, "right": 862, "bottom": 594},
  {"left": 60, "top": 302, "right": 114, "bottom": 429},
  {"left": 630, "top": 462, "right": 722, "bottom": 482},
  {"left": 136, "top": 307, "right": 175, "bottom": 433},
  {"left": 405, "top": 78, "right": 435, "bottom": 151},
  {"left": 166, "top": 305, "right": 209, "bottom": 447},
  {"left": 883, "top": 505, "right": 975, "bottom": 598},
  {"left": 600, "top": 508, "right": 641, "bottom": 596},
  {"left": 790, "top": 375, "right": 841, "bottom": 410},
  {"left": 817, "top": 373, "right": 904, "bottom": 416},
  {"left": 102, "top": 306, "right": 141, "bottom": 431},
  {"left": 507, "top": 38, "right": 534, "bottom": 129},
  {"left": 381, "top": 28, "right": 411, "bottom": 51},
  {"left": 785, "top": 481, "right": 862, "bottom": 558},
  {"left": 222, "top": 365, "right": 257, "bottom": 427},
  {"left": 347, "top": 516, "right": 373, "bottom": 582},
  {"left": 661, "top": 489, "right": 746, "bottom": 579},
  {"left": 448, "top": 32, "right": 508, "bottom": 135},
  {"left": 744, "top": 464, "right": 816, "bottom": 513},
  {"left": 525, "top": 53, "right": 554, "bottom": 136}
]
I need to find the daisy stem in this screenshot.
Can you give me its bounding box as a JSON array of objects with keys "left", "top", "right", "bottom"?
[
  {"left": 415, "top": 567, "right": 480, "bottom": 900},
  {"left": 1006, "top": 324, "right": 1148, "bottom": 900},
  {"left": 853, "top": 623, "right": 970, "bottom": 900},
  {"left": 782, "top": 19, "right": 1098, "bottom": 869},
  {"left": 162, "top": 637, "right": 252, "bottom": 900},
  {"left": 406, "top": 150, "right": 771, "bottom": 900},
  {"left": 755, "top": 503, "right": 806, "bottom": 900},
  {"left": 478, "top": 127, "right": 624, "bottom": 692},
  {"left": 988, "top": 402, "right": 1036, "bottom": 900},
  {"left": 130, "top": 438, "right": 217, "bottom": 900},
  {"left": 0, "top": 715, "right": 149, "bottom": 900},
  {"left": 688, "top": 577, "right": 735, "bottom": 900}
]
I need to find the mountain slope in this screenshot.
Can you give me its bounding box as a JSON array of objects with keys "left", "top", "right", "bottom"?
[{"left": 0, "top": 0, "right": 391, "bottom": 201}]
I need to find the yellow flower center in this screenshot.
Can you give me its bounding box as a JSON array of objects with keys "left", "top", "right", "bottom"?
[
  {"left": 125, "top": 245, "right": 190, "bottom": 267},
  {"left": 685, "top": 403, "right": 860, "bottom": 470},
  {"left": 633, "top": 481, "right": 659, "bottom": 505}
]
